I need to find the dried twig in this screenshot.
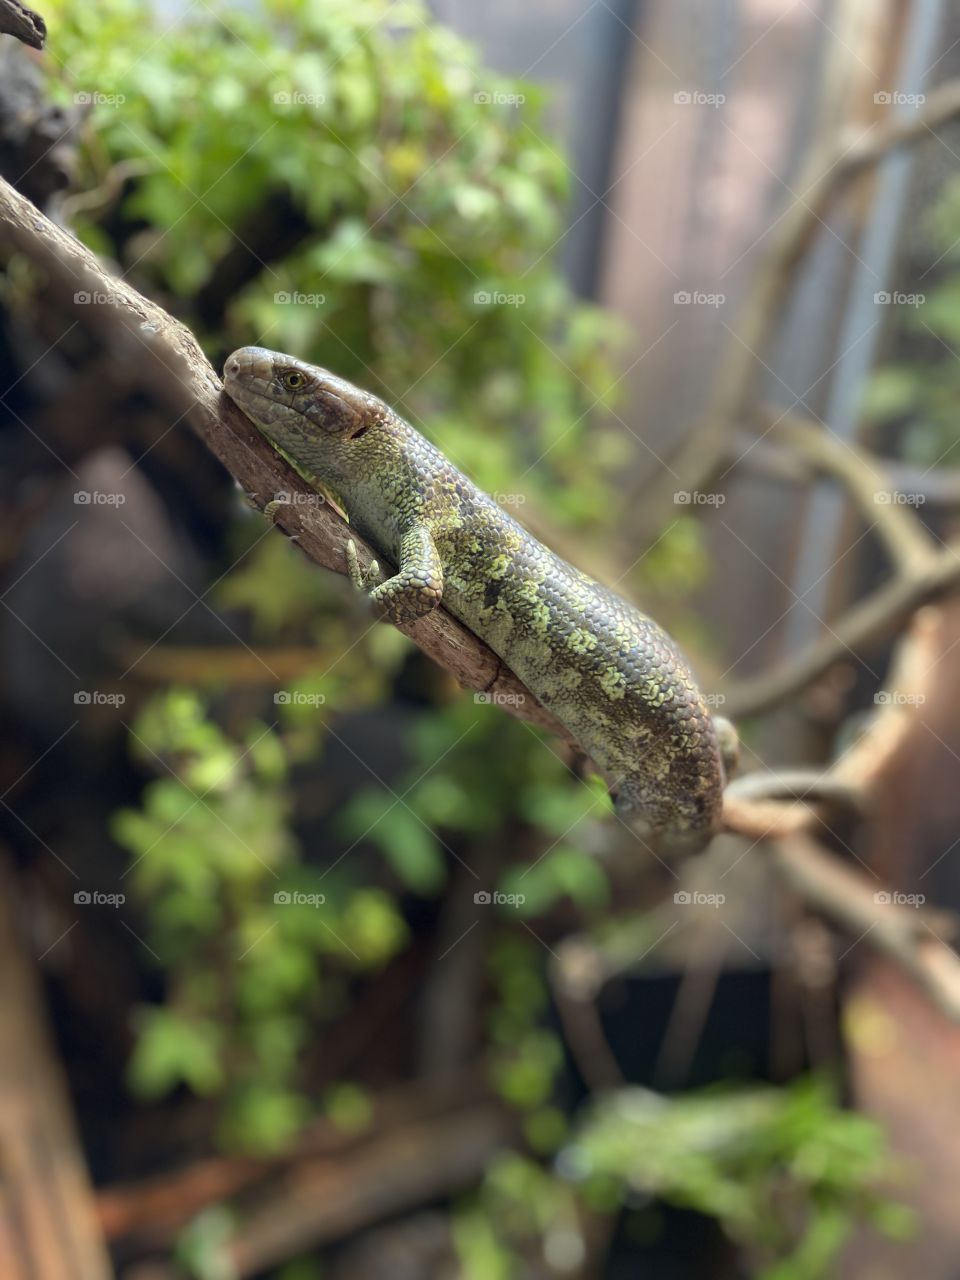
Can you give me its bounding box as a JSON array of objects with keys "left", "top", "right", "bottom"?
[
  {"left": 724, "top": 601, "right": 960, "bottom": 1020},
  {"left": 723, "top": 601, "right": 942, "bottom": 833}
]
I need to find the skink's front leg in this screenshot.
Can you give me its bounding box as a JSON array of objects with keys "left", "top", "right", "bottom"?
[{"left": 346, "top": 525, "right": 443, "bottom": 625}]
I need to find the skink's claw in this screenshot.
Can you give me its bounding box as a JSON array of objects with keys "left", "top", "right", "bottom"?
[{"left": 345, "top": 538, "right": 382, "bottom": 592}]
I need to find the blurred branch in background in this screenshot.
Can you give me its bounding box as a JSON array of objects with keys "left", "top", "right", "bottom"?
[
  {"left": 0, "top": 853, "right": 112, "bottom": 1280},
  {"left": 95, "top": 1074, "right": 512, "bottom": 1273},
  {"left": 638, "top": 78, "right": 960, "bottom": 541}
]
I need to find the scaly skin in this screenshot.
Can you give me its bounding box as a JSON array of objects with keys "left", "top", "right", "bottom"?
[{"left": 224, "top": 347, "right": 734, "bottom": 855}]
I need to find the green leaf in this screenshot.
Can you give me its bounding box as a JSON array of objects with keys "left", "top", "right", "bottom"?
[
  {"left": 339, "top": 788, "right": 446, "bottom": 893},
  {"left": 127, "top": 1008, "right": 224, "bottom": 1098}
]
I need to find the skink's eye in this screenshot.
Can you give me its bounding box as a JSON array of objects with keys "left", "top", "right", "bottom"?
[{"left": 282, "top": 369, "right": 306, "bottom": 390}]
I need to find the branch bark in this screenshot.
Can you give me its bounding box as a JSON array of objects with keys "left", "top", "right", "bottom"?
[
  {"left": 0, "top": 174, "right": 573, "bottom": 744},
  {"left": 225, "top": 1100, "right": 513, "bottom": 1277},
  {"left": 0, "top": 0, "right": 45, "bottom": 48}
]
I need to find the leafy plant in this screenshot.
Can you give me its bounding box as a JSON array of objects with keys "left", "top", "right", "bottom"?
[{"left": 113, "top": 688, "right": 408, "bottom": 1151}]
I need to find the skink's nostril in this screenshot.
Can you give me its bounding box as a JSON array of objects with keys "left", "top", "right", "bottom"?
[{"left": 225, "top": 358, "right": 240, "bottom": 377}]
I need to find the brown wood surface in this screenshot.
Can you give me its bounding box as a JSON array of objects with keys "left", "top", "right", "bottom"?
[{"left": 0, "top": 856, "right": 113, "bottom": 1280}]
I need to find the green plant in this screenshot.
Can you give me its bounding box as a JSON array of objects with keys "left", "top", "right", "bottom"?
[{"left": 113, "top": 688, "right": 408, "bottom": 1151}]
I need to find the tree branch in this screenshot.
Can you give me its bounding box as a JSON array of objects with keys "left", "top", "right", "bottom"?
[
  {"left": 640, "top": 78, "right": 960, "bottom": 537},
  {"left": 723, "top": 601, "right": 943, "bottom": 836},
  {"left": 0, "top": 0, "right": 46, "bottom": 48},
  {"left": 0, "top": 174, "right": 574, "bottom": 744},
  {"left": 764, "top": 409, "right": 937, "bottom": 574},
  {"left": 730, "top": 428, "right": 960, "bottom": 510},
  {"left": 723, "top": 545, "right": 960, "bottom": 720},
  {"left": 774, "top": 834, "right": 960, "bottom": 1022}
]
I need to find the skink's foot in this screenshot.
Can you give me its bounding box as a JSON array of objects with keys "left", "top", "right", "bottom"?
[{"left": 346, "top": 538, "right": 383, "bottom": 593}]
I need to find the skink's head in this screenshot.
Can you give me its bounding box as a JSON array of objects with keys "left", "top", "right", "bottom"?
[{"left": 223, "top": 347, "right": 386, "bottom": 479}]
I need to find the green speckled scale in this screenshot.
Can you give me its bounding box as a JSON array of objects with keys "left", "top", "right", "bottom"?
[{"left": 224, "top": 347, "right": 733, "bottom": 855}]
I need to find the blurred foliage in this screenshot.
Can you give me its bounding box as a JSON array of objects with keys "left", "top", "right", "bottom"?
[
  {"left": 113, "top": 688, "right": 408, "bottom": 1150},
  {"left": 453, "top": 1081, "right": 912, "bottom": 1280},
  {"left": 864, "top": 178, "right": 960, "bottom": 468},
  {"left": 31, "top": 0, "right": 905, "bottom": 1270},
  {"left": 560, "top": 1080, "right": 912, "bottom": 1279}
]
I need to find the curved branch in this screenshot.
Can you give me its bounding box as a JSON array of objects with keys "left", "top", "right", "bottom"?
[
  {"left": 730, "top": 430, "right": 960, "bottom": 510},
  {"left": 722, "top": 599, "right": 944, "bottom": 835},
  {"left": 0, "top": 175, "right": 573, "bottom": 743},
  {"left": 723, "top": 546, "right": 960, "bottom": 720},
  {"left": 764, "top": 409, "right": 937, "bottom": 573}
]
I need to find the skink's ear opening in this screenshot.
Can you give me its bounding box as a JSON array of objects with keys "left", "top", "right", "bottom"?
[{"left": 307, "top": 387, "right": 365, "bottom": 435}]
